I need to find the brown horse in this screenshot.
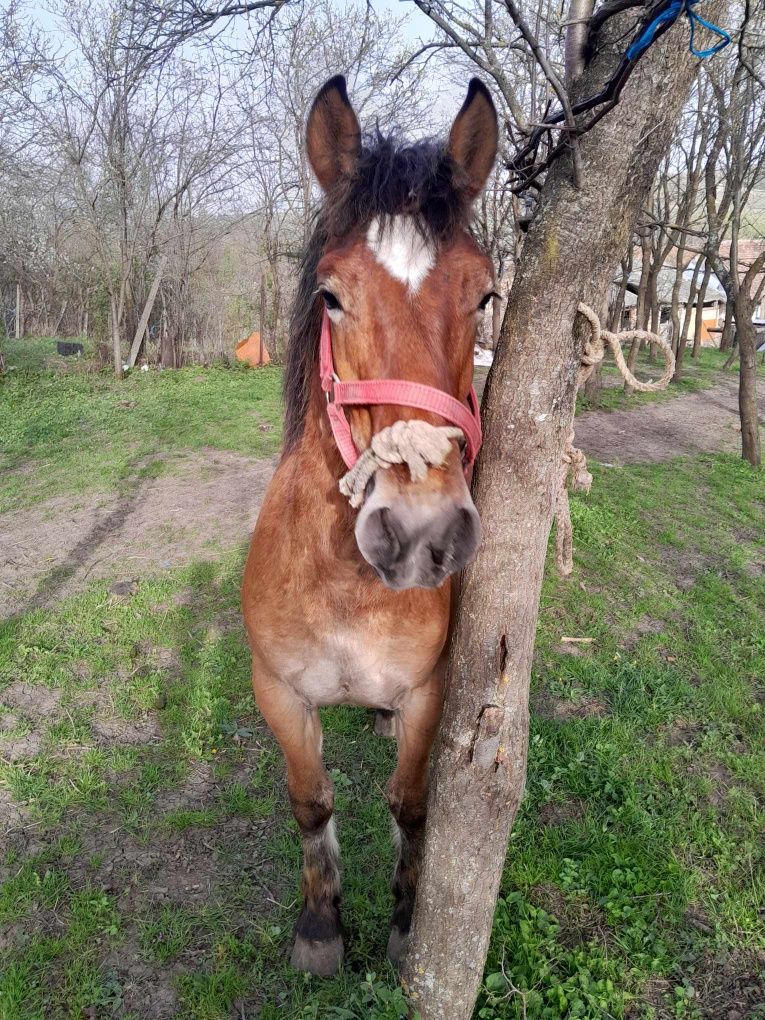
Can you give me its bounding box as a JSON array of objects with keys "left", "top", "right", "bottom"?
[{"left": 241, "top": 75, "right": 498, "bottom": 976}]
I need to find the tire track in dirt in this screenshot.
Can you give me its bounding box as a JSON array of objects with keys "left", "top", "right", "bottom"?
[{"left": 1, "top": 450, "right": 275, "bottom": 617}]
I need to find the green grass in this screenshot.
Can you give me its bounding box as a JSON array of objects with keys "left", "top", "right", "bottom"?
[
  {"left": 578, "top": 345, "right": 740, "bottom": 413},
  {"left": 2, "top": 337, "right": 743, "bottom": 514},
  {"left": 0, "top": 336, "right": 283, "bottom": 512},
  {"left": 0, "top": 340, "right": 763, "bottom": 1018}
]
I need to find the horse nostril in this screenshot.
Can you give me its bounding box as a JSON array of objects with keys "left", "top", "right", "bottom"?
[
  {"left": 378, "top": 508, "right": 400, "bottom": 559},
  {"left": 429, "top": 544, "right": 445, "bottom": 568}
]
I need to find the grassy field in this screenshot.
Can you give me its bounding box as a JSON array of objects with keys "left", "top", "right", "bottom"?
[
  {"left": 0, "top": 339, "right": 763, "bottom": 1019},
  {"left": 577, "top": 346, "right": 735, "bottom": 412},
  {"left": 0, "top": 338, "right": 282, "bottom": 514}
]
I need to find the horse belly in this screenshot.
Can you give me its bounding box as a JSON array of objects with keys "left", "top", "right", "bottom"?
[{"left": 293, "top": 628, "right": 437, "bottom": 710}]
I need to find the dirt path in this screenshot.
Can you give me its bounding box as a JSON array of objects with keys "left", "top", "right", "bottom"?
[
  {"left": 1, "top": 450, "right": 274, "bottom": 618},
  {"left": 2, "top": 378, "right": 760, "bottom": 616},
  {"left": 575, "top": 375, "right": 761, "bottom": 464}
]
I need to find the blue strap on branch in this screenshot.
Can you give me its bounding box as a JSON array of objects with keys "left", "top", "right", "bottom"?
[{"left": 625, "top": 0, "right": 731, "bottom": 62}]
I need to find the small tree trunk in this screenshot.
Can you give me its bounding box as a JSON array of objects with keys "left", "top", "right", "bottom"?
[
  {"left": 109, "top": 293, "right": 123, "bottom": 378},
  {"left": 127, "top": 255, "right": 167, "bottom": 369},
  {"left": 259, "top": 274, "right": 267, "bottom": 364},
  {"left": 624, "top": 239, "right": 651, "bottom": 392},
  {"left": 15, "top": 284, "right": 23, "bottom": 339},
  {"left": 735, "top": 289, "right": 761, "bottom": 467},
  {"left": 624, "top": 334, "right": 642, "bottom": 392},
  {"left": 402, "top": 19, "right": 700, "bottom": 1018},
  {"left": 720, "top": 301, "right": 734, "bottom": 351},
  {"left": 669, "top": 259, "right": 683, "bottom": 361},
  {"left": 692, "top": 263, "right": 712, "bottom": 358},
  {"left": 673, "top": 253, "right": 699, "bottom": 383},
  {"left": 491, "top": 292, "right": 502, "bottom": 348},
  {"left": 583, "top": 361, "right": 602, "bottom": 403}
]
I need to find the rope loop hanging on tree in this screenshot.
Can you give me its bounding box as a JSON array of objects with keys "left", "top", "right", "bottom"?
[{"left": 554, "top": 303, "right": 676, "bottom": 577}]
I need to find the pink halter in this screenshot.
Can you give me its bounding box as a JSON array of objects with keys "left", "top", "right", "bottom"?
[{"left": 319, "top": 309, "right": 482, "bottom": 471}]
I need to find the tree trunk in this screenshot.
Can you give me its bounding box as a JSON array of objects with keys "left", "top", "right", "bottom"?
[
  {"left": 401, "top": 21, "right": 700, "bottom": 1019},
  {"left": 669, "top": 250, "right": 684, "bottom": 361},
  {"left": 673, "top": 253, "right": 699, "bottom": 383},
  {"left": 720, "top": 300, "right": 734, "bottom": 351},
  {"left": 691, "top": 263, "right": 712, "bottom": 358},
  {"left": 259, "top": 274, "right": 267, "bottom": 365},
  {"left": 15, "top": 284, "right": 25, "bottom": 340},
  {"left": 635, "top": 234, "right": 651, "bottom": 328},
  {"left": 491, "top": 292, "right": 502, "bottom": 348},
  {"left": 127, "top": 256, "right": 167, "bottom": 369},
  {"left": 583, "top": 361, "right": 602, "bottom": 403},
  {"left": 734, "top": 289, "right": 761, "bottom": 467},
  {"left": 649, "top": 271, "right": 661, "bottom": 354},
  {"left": 109, "top": 292, "right": 123, "bottom": 378},
  {"left": 624, "top": 237, "right": 651, "bottom": 392},
  {"left": 608, "top": 251, "right": 631, "bottom": 332}
]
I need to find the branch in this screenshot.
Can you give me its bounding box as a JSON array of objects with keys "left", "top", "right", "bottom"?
[{"left": 503, "top": 0, "right": 583, "bottom": 187}]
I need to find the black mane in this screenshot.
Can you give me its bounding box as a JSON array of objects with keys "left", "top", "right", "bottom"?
[{"left": 282, "top": 130, "right": 474, "bottom": 453}]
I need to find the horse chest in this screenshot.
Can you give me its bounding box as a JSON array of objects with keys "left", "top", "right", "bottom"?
[{"left": 285, "top": 625, "right": 439, "bottom": 710}]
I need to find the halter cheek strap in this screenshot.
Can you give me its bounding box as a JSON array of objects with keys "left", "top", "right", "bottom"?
[{"left": 319, "top": 309, "right": 482, "bottom": 471}]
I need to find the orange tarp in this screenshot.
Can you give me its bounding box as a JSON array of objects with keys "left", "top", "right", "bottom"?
[{"left": 236, "top": 330, "right": 270, "bottom": 366}]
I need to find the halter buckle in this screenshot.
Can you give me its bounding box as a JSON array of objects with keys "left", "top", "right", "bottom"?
[{"left": 324, "top": 371, "right": 340, "bottom": 403}]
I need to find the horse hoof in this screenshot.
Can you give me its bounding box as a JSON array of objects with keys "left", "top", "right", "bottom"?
[
  {"left": 374, "top": 710, "right": 396, "bottom": 738},
  {"left": 386, "top": 926, "right": 409, "bottom": 967},
  {"left": 290, "top": 934, "right": 344, "bottom": 976}
]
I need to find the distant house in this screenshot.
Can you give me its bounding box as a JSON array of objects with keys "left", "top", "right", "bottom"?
[
  {"left": 616, "top": 259, "right": 726, "bottom": 345},
  {"left": 715, "top": 240, "right": 765, "bottom": 325},
  {"left": 612, "top": 239, "right": 765, "bottom": 347}
]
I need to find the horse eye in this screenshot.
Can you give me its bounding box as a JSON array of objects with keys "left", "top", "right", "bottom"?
[
  {"left": 320, "top": 290, "right": 343, "bottom": 312},
  {"left": 478, "top": 291, "right": 498, "bottom": 311}
]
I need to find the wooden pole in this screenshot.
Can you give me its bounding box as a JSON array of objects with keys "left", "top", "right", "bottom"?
[
  {"left": 15, "top": 283, "right": 22, "bottom": 340},
  {"left": 126, "top": 255, "right": 168, "bottom": 369}
]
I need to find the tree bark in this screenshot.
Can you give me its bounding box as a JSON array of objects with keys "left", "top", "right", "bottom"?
[
  {"left": 720, "top": 299, "right": 734, "bottom": 351},
  {"left": 491, "top": 292, "right": 503, "bottom": 348},
  {"left": 669, "top": 247, "right": 684, "bottom": 361},
  {"left": 673, "top": 251, "right": 699, "bottom": 383},
  {"left": 691, "top": 262, "right": 712, "bottom": 358},
  {"left": 15, "top": 283, "right": 23, "bottom": 340},
  {"left": 109, "top": 293, "right": 123, "bottom": 378},
  {"left": 259, "top": 274, "right": 267, "bottom": 365},
  {"left": 582, "top": 361, "right": 602, "bottom": 403},
  {"left": 734, "top": 286, "right": 762, "bottom": 467},
  {"left": 402, "top": 20, "right": 701, "bottom": 1020},
  {"left": 624, "top": 234, "right": 651, "bottom": 392}
]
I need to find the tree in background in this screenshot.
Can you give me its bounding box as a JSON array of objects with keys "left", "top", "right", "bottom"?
[{"left": 0, "top": 0, "right": 431, "bottom": 368}]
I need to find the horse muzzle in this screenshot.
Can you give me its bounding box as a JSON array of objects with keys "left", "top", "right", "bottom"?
[{"left": 355, "top": 490, "right": 481, "bottom": 590}]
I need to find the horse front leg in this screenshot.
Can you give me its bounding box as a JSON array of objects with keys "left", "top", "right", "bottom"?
[
  {"left": 385, "top": 672, "right": 443, "bottom": 965},
  {"left": 250, "top": 668, "right": 343, "bottom": 976}
]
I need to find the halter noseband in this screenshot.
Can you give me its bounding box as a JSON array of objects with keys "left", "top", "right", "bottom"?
[{"left": 319, "top": 309, "right": 482, "bottom": 471}]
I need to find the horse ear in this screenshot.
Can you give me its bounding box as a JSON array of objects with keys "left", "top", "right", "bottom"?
[
  {"left": 448, "top": 79, "right": 498, "bottom": 198},
  {"left": 306, "top": 75, "right": 361, "bottom": 192}
]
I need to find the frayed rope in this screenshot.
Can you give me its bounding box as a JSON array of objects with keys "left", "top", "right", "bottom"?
[{"left": 339, "top": 419, "right": 464, "bottom": 508}]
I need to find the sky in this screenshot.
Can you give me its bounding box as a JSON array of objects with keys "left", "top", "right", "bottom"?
[
  {"left": 30, "top": 0, "right": 437, "bottom": 42},
  {"left": 373, "top": 0, "right": 437, "bottom": 43}
]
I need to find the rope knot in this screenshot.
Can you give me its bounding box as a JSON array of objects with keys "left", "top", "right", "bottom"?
[{"left": 339, "top": 420, "right": 464, "bottom": 508}]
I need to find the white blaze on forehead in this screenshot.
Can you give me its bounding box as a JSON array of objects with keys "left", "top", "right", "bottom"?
[{"left": 366, "top": 216, "right": 435, "bottom": 292}]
